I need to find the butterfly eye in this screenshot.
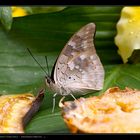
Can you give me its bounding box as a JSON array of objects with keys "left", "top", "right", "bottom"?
[
  {"left": 57, "top": 68, "right": 60, "bottom": 70},
  {"left": 47, "top": 79, "right": 50, "bottom": 84},
  {"left": 45, "top": 76, "right": 51, "bottom": 84}
]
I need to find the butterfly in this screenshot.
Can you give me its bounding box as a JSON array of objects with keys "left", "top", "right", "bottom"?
[{"left": 28, "top": 23, "right": 105, "bottom": 112}]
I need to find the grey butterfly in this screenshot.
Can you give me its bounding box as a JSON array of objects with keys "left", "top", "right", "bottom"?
[
  {"left": 28, "top": 23, "right": 104, "bottom": 112},
  {"left": 44, "top": 23, "right": 105, "bottom": 112}
]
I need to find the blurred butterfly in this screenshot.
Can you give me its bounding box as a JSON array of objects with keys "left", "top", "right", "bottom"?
[{"left": 28, "top": 23, "right": 105, "bottom": 112}]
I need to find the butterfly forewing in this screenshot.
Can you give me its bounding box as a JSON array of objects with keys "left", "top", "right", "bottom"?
[{"left": 53, "top": 23, "right": 104, "bottom": 94}]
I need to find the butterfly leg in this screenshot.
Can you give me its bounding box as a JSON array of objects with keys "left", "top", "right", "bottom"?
[
  {"left": 52, "top": 93, "right": 57, "bottom": 113},
  {"left": 70, "top": 94, "right": 76, "bottom": 100},
  {"left": 59, "top": 96, "right": 65, "bottom": 108}
]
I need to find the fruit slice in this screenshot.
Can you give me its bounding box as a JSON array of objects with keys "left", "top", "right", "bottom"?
[
  {"left": 61, "top": 87, "right": 140, "bottom": 133},
  {"left": 0, "top": 89, "right": 44, "bottom": 133}
]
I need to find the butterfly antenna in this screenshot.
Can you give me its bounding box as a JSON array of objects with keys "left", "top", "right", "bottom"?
[
  {"left": 27, "top": 48, "right": 48, "bottom": 76},
  {"left": 45, "top": 56, "right": 50, "bottom": 76}
]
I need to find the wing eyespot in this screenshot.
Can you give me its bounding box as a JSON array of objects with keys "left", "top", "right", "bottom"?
[{"left": 68, "top": 77, "right": 75, "bottom": 80}]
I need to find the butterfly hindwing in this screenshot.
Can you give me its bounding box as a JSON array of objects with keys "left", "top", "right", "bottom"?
[{"left": 53, "top": 23, "right": 104, "bottom": 93}]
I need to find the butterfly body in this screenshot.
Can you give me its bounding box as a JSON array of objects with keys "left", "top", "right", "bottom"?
[
  {"left": 45, "top": 23, "right": 105, "bottom": 97},
  {"left": 45, "top": 76, "right": 71, "bottom": 96}
]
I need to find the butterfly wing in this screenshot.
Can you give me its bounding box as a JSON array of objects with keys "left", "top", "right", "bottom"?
[{"left": 52, "top": 23, "right": 104, "bottom": 94}]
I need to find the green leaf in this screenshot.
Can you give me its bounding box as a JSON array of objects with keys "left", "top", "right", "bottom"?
[
  {"left": 0, "top": 7, "right": 13, "bottom": 31},
  {"left": 1, "top": 6, "right": 139, "bottom": 133},
  {"left": 30, "top": 6, "right": 66, "bottom": 14}
]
